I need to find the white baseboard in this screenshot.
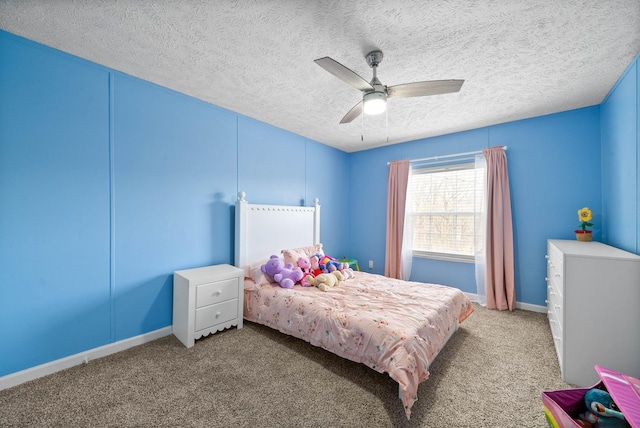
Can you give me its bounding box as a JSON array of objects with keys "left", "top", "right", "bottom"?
[
  {"left": 0, "top": 326, "right": 172, "bottom": 391},
  {"left": 515, "top": 301, "right": 547, "bottom": 313},
  {"left": 464, "top": 292, "right": 547, "bottom": 313}
]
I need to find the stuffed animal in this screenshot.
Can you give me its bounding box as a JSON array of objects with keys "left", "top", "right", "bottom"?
[
  {"left": 297, "top": 256, "right": 315, "bottom": 287},
  {"left": 261, "top": 255, "right": 303, "bottom": 289},
  {"left": 578, "top": 388, "right": 628, "bottom": 428},
  {"left": 339, "top": 262, "right": 355, "bottom": 279},
  {"left": 309, "top": 255, "right": 323, "bottom": 277},
  {"left": 306, "top": 270, "right": 344, "bottom": 291},
  {"left": 318, "top": 254, "right": 341, "bottom": 273},
  {"left": 261, "top": 255, "right": 283, "bottom": 283},
  {"left": 274, "top": 264, "right": 304, "bottom": 289}
]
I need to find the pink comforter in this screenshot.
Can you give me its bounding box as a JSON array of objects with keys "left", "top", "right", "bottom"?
[{"left": 243, "top": 271, "right": 473, "bottom": 419}]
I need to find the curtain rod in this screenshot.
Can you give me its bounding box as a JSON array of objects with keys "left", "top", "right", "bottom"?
[{"left": 387, "top": 145, "right": 507, "bottom": 165}]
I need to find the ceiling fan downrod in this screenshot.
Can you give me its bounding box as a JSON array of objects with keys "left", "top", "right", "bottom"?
[{"left": 366, "top": 50, "right": 384, "bottom": 87}]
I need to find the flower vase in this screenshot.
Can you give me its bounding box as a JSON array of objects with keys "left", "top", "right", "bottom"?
[{"left": 575, "top": 230, "right": 592, "bottom": 242}]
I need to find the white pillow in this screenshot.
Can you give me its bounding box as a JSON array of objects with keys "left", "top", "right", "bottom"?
[{"left": 244, "top": 260, "right": 272, "bottom": 285}]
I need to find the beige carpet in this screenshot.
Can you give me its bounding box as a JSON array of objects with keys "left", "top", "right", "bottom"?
[{"left": 0, "top": 303, "right": 571, "bottom": 427}]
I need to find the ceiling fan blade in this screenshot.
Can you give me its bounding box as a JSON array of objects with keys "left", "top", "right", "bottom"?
[
  {"left": 387, "top": 79, "right": 464, "bottom": 98},
  {"left": 339, "top": 100, "right": 363, "bottom": 124},
  {"left": 315, "top": 57, "right": 374, "bottom": 92}
]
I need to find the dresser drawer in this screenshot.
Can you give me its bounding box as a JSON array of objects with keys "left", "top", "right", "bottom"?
[
  {"left": 547, "top": 248, "right": 564, "bottom": 294},
  {"left": 196, "top": 278, "right": 239, "bottom": 308},
  {"left": 547, "top": 308, "right": 563, "bottom": 371},
  {"left": 547, "top": 283, "right": 563, "bottom": 331},
  {"left": 195, "top": 299, "right": 239, "bottom": 331}
]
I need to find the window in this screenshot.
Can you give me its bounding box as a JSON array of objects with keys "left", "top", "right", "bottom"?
[{"left": 409, "top": 161, "right": 484, "bottom": 262}]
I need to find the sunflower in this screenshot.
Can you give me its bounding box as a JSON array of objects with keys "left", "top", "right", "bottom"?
[{"left": 578, "top": 207, "right": 593, "bottom": 231}]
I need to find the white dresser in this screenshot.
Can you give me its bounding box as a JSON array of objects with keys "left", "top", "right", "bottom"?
[
  {"left": 173, "top": 264, "right": 244, "bottom": 348},
  {"left": 546, "top": 239, "right": 640, "bottom": 386}
]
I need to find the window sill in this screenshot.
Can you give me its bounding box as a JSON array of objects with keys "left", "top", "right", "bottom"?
[{"left": 412, "top": 251, "right": 474, "bottom": 264}]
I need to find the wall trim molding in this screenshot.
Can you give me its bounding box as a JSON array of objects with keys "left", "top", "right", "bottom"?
[
  {"left": 0, "top": 327, "right": 172, "bottom": 391},
  {"left": 464, "top": 292, "right": 546, "bottom": 313}
]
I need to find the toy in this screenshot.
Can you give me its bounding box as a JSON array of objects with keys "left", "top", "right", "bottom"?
[
  {"left": 318, "top": 254, "right": 342, "bottom": 273},
  {"left": 309, "top": 255, "right": 323, "bottom": 277},
  {"left": 274, "top": 264, "right": 304, "bottom": 289},
  {"left": 297, "top": 256, "right": 315, "bottom": 287},
  {"left": 297, "top": 256, "right": 312, "bottom": 274},
  {"left": 261, "top": 255, "right": 303, "bottom": 289},
  {"left": 261, "top": 255, "right": 283, "bottom": 283},
  {"left": 306, "top": 270, "right": 344, "bottom": 292},
  {"left": 339, "top": 263, "right": 355, "bottom": 279},
  {"left": 578, "top": 388, "right": 628, "bottom": 428}
]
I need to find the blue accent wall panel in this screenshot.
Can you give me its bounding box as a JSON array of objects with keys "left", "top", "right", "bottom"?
[
  {"left": 237, "top": 117, "right": 306, "bottom": 206},
  {"left": 236, "top": 119, "right": 350, "bottom": 256},
  {"left": 601, "top": 57, "right": 639, "bottom": 253},
  {"left": 304, "top": 139, "right": 350, "bottom": 257},
  {"left": 0, "top": 33, "right": 111, "bottom": 376},
  {"left": 348, "top": 145, "right": 402, "bottom": 275},
  {"left": 399, "top": 127, "right": 490, "bottom": 160},
  {"left": 112, "top": 74, "right": 238, "bottom": 340}
]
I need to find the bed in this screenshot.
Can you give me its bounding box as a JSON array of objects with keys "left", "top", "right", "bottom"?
[{"left": 234, "top": 192, "right": 473, "bottom": 419}]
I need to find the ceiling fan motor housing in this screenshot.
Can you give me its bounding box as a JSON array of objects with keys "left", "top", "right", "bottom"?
[{"left": 366, "top": 50, "right": 384, "bottom": 68}]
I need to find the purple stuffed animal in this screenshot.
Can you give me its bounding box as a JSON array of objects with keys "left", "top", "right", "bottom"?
[
  {"left": 261, "top": 255, "right": 283, "bottom": 283},
  {"left": 261, "top": 255, "right": 303, "bottom": 289}
]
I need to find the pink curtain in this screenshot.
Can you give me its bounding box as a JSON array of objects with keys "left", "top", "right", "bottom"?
[
  {"left": 385, "top": 160, "right": 410, "bottom": 279},
  {"left": 483, "top": 147, "right": 516, "bottom": 310}
]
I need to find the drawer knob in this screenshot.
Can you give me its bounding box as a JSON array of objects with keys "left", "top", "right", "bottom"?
[
  {"left": 215, "top": 311, "right": 221, "bottom": 318},
  {"left": 214, "top": 290, "right": 222, "bottom": 297}
]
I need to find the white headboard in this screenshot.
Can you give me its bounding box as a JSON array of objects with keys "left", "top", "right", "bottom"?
[{"left": 234, "top": 191, "right": 320, "bottom": 268}]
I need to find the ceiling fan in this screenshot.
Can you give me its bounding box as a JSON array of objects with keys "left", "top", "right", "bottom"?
[{"left": 315, "top": 50, "right": 464, "bottom": 124}]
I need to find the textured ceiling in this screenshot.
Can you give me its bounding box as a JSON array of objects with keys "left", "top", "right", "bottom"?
[{"left": 1, "top": 1, "right": 639, "bottom": 152}]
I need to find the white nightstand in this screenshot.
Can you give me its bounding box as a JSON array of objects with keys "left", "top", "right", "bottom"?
[{"left": 172, "top": 264, "right": 244, "bottom": 348}]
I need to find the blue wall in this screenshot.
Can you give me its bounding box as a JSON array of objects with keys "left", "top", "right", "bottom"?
[
  {"left": 1, "top": 29, "right": 638, "bottom": 379},
  {"left": 0, "top": 31, "right": 349, "bottom": 377},
  {"left": 0, "top": 33, "right": 112, "bottom": 374},
  {"left": 601, "top": 57, "right": 640, "bottom": 254},
  {"left": 349, "top": 108, "right": 603, "bottom": 307}
]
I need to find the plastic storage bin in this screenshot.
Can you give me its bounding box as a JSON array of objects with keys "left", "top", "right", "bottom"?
[{"left": 542, "top": 366, "right": 640, "bottom": 427}]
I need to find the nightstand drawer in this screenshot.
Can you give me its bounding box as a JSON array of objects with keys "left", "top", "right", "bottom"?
[
  {"left": 196, "top": 278, "right": 239, "bottom": 308},
  {"left": 195, "top": 299, "right": 239, "bottom": 331}
]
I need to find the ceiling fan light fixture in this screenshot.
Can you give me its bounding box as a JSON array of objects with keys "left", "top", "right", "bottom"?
[{"left": 363, "top": 91, "right": 387, "bottom": 115}]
